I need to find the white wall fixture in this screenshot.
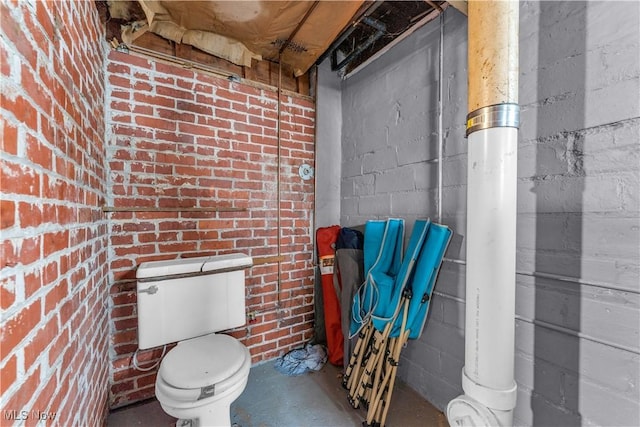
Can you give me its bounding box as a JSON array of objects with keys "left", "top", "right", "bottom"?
[
  {"left": 299, "top": 163, "right": 314, "bottom": 181},
  {"left": 447, "top": 1, "right": 520, "bottom": 426}
]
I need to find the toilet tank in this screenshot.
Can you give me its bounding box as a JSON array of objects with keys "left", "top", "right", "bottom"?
[{"left": 136, "top": 253, "right": 253, "bottom": 350}]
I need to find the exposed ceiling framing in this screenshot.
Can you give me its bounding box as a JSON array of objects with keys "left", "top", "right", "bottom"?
[{"left": 99, "top": 1, "right": 453, "bottom": 88}]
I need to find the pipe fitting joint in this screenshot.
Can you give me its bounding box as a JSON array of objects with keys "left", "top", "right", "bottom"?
[
  {"left": 447, "top": 368, "right": 518, "bottom": 426},
  {"left": 447, "top": 395, "right": 500, "bottom": 427},
  {"left": 466, "top": 103, "right": 520, "bottom": 137},
  {"left": 461, "top": 368, "right": 517, "bottom": 411}
]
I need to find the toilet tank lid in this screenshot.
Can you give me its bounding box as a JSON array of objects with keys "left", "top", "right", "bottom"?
[
  {"left": 136, "top": 256, "right": 210, "bottom": 279},
  {"left": 136, "top": 253, "right": 252, "bottom": 279},
  {"left": 202, "top": 253, "right": 253, "bottom": 272}
]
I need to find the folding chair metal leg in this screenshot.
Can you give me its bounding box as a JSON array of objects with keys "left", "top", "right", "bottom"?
[
  {"left": 344, "top": 321, "right": 372, "bottom": 389},
  {"left": 378, "top": 329, "right": 410, "bottom": 427},
  {"left": 369, "top": 335, "right": 389, "bottom": 403},
  {"left": 348, "top": 322, "right": 372, "bottom": 392},
  {"left": 364, "top": 297, "right": 410, "bottom": 425},
  {"left": 350, "top": 323, "right": 392, "bottom": 408}
]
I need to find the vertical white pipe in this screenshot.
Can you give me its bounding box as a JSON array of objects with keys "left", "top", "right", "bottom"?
[
  {"left": 437, "top": 12, "right": 444, "bottom": 223},
  {"left": 447, "top": 1, "right": 520, "bottom": 425},
  {"left": 467, "top": 127, "right": 518, "bottom": 390},
  {"left": 461, "top": 124, "right": 519, "bottom": 426}
]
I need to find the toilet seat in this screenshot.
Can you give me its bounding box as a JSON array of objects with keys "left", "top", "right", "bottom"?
[{"left": 156, "top": 334, "right": 251, "bottom": 405}]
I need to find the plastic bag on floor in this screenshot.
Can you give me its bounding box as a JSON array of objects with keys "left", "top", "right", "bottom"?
[{"left": 274, "top": 343, "right": 328, "bottom": 376}]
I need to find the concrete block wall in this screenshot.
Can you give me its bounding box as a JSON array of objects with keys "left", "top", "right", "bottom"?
[
  {"left": 0, "top": 1, "right": 110, "bottom": 425},
  {"left": 340, "top": 18, "right": 441, "bottom": 226},
  {"left": 315, "top": 60, "right": 343, "bottom": 229},
  {"left": 336, "top": 2, "right": 639, "bottom": 425},
  {"left": 105, "top": 51, "right": 317, "bottom": 407},
  {"left": 513, "top": 2, "right": 639, "bottom": 425}
]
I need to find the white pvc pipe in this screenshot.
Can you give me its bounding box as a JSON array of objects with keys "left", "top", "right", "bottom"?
[
  {"left": 447, "top": 0, "right": 519, "bottom": 424},
  {"left": 448, "top": 126, "right": 519, "bottom": 427},
  {"left": 466, "top": 126, "right": 518, "bottom": 393},
  {"left": 437, "top": 12, "right": 444, "bottom": 223},
  {"left": 458, "top": 125, "right": 519, "bottom": 424}
]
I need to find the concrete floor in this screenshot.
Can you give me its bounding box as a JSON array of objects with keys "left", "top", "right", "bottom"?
[{"left": 107, "top": 360, "right": 447, "bottom": 427}]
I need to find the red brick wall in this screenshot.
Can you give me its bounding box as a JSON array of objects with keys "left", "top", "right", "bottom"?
[
  {"left": 106, "top": 51, "right": 316, "bottom": 407},
  {"left": 0, "top": 1, "right": 109, "bottom": 425}
]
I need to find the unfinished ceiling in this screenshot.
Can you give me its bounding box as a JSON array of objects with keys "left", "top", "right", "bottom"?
[
  {"left": 324, "top": 1, "right": 447, "bottom": 76},
  {"left": 104, "top": 0, "right": 451, "bottom": 79}
]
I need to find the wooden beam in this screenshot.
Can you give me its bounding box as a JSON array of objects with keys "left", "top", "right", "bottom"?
[{"left": 447, "top": 0, "right": 468, "bottom": 15}]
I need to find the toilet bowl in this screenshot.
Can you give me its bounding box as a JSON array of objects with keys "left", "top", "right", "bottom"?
[
  {"left": 155, "top": 334, "right": 251, "bottom": 427},
  {"left": 135, "top": 253, "right": 254, "bottom": 427}
]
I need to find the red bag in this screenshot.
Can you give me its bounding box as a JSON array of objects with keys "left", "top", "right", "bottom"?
[{"left": 316, "top": 225, "right": 343, "bottom": 366}]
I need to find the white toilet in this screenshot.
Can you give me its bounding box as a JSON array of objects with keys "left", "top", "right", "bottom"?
[{"left": 136, "top": 253, "right": 253, "bottom": 427}]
